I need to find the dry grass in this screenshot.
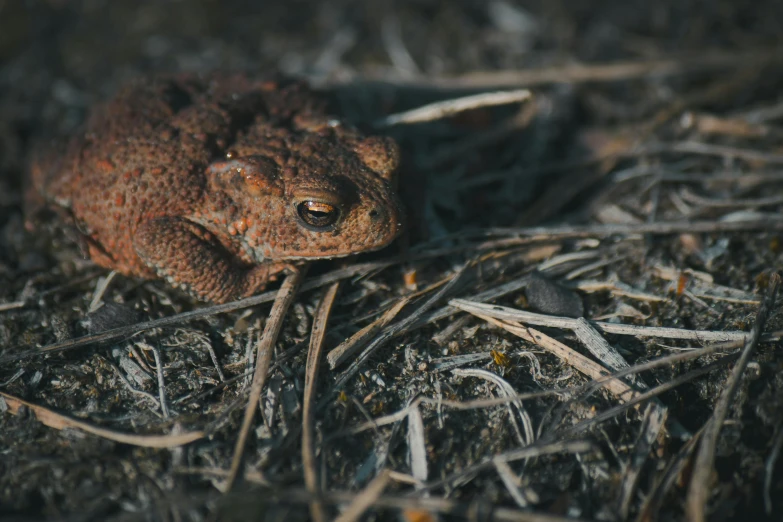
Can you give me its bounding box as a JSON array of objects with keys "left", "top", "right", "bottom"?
[{"left": 2, "top": 1, "right": 783, "bottom": 521}]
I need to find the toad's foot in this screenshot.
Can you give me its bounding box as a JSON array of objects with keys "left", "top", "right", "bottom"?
[{"left": 134, "top": 217, "right": 290, "bottom": 303}]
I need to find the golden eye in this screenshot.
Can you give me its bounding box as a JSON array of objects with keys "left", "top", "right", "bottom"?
[{"left": 296, "top": 200, "right": 340, "bottom": 229}]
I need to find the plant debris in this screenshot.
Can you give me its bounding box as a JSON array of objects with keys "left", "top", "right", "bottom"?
[{"left": 2, "top": 1, "right": 783, "bottom": 521}]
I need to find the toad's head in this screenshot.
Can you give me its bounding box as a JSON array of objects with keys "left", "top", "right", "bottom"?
[{"left": 199, "top": 119, "right": 405, "bottom": 263}]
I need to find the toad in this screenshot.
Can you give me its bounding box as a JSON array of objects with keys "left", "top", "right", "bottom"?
[{"left": 26, "top": 74, "right": 405, "bottom": 303}]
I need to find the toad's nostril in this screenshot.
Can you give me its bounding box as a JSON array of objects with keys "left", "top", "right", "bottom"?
[{"left": 369, "top": 209, "right": 380, "bottom": 219}]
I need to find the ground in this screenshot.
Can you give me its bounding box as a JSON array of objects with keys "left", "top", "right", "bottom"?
[{"left": 1, "top": 1, "right": 783, "bottom": 521}]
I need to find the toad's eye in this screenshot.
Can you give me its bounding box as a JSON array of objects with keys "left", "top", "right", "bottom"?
[{"left": 296, "top": 201, "right": 340, "bottom": 230}]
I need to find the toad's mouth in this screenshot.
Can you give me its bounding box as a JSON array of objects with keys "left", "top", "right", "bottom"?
[{"left": 236, "top": 217, "right": 405, "bottom": 263}]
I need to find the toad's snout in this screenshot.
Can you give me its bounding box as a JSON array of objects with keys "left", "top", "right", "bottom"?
[{"left": 366, "top": 200, "right": 405, "bottom": 244}]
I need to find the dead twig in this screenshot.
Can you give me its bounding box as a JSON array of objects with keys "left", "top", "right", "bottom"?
[
  {"left": 325, "top": 47, "right": 783, "bottom": 89},
  {"left": 652, "top": 265, "right": 760, "bottom": 305},
  {"left": 574, "top": 280, "right": 667, "bottom": 303},
  {"left": 617, "top": 404, "right": 668, "bottom": 519},
  {"left": 144, "top": 342, "right": 170, "bottom": 418},
  {"left": 479, "top": 217, "right": 783, "bottom": 247},
  {"left": 303, "top": 282, "right": 340, "bottom": 522},
  {"left": 0, "top": 391, "right": 202, "bottom": 447},
  {"left": 225, "top": 268, "right": 307, "bottom": 491},
  {"left": 333, "top": 470, "right": 392, "bottom": 522},
  {"left": 572, "top": 318, "right": 684, "bottom": 437},
  {"left": 334, "top": 390, "right": 566, "bottom": 439},
  {"left": 0, "top": 300, "right": 26, "bottom": 312},
  {"left": 764, "top": 421, "right": 783, "bottom": 515},
  {"left": 376, "top": 89, "right": 531, "bottom": 127},
  {"left": 327, "top": 296, "right": 410, "bottom": 369},
  {"left": 407, "top": 403, "right": 428, "bottom": 486},
  {"left": 451, "top": 299, "right": 775, "bottom": 343},
  {"left": 637, "top": 427, "right": 705, "bottom": 522},
  {"left": 679, "top": 186, "right": 783, "bottom": 209},
  {"left": 104, "top": 357, "right": 161, "bottom": 412},
  {"left": 686, "top": 273, "right": 780, "bottom": 522},
  {"left": 636, "top": 141, "right": 783, "bottom": 165},
  {"left": 420, "top": 439, "right": 595, "bottom": 492},
  {"left": 452, "top": 367, "right": 535, "bottom": 446},
  {"left": 472, "top": 313, "right": 637, "bottom": 400}
]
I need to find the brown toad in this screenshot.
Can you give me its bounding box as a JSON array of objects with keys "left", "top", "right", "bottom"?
[{"left": 27, "top": 74, "right": 404, "bottom": 303}]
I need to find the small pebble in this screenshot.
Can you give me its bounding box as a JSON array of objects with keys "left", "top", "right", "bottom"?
[
  {"left": 82, "top": 302, "right": 143, "bottom": 334},
  {"left": 525, "top": 271, "right": 584, "bottom": 318}
]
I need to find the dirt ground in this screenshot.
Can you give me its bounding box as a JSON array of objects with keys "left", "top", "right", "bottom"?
[{"left": 2, "top": 1, "right": 783, "bottom": 521}]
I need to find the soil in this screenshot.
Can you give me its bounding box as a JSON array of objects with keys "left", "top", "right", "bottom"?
[{"left": 1, "top": 1, "right": 783, "bottom": 521}]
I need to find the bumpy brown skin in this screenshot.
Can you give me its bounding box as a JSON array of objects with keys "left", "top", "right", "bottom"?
[{"left": 27, "top": 74, "right": 405, "bottom": 303}]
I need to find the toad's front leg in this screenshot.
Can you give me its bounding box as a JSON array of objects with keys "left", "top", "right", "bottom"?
[{"left": 133, "top": 217, "right": 289, "bottom": 303}]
